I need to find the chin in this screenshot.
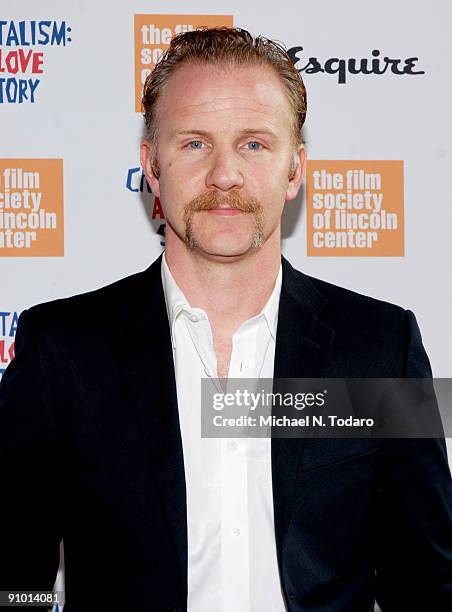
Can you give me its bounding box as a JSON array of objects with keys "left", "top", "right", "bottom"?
[
  {"left": 191, "top": 222, "right": 265, "bottom": 252},
  {"left": 191, "top": 238, "right": 262, "bottom": 260}
]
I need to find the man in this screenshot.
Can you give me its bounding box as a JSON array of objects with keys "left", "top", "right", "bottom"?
[{"left": 0, "top": 27, "right": 451, "bottom": 612}]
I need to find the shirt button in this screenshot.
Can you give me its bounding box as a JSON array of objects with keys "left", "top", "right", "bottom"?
[
  {"left": 230, "top": 527, "right": 241, "bottom": 537},
  {"left": 227, "top": 441, "right": 238, "bottom": 453},
  {"left": 189, "top": 314, "right": 199, "bottom": 322}
]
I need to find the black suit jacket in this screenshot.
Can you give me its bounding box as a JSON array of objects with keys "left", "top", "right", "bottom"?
[{"left": 1, "top": 255, "right": 451, "bottom": 612}]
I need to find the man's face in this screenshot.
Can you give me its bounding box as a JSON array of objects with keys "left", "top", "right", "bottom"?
[{"left": 141, "top": 61, "right": 306, "bottom": 260}]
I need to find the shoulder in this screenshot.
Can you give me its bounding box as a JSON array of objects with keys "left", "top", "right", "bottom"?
[
  {"left": 305, "top": 271, "right": 408, "bottom": 344},
  {"left": 307, "top": 272, "right": 413, "bottom": 356},
  {"left": 282, "top": 258, "right": 428, "bottom": 376},
  {"left": 19, "top": 258, "right": 161, "bottom": 346},
  {"left": 307, "top": 273, "right": 406, "bottom": 325},
  {"left": 283, "top": 256, "right": 407, "bottom": 325}
]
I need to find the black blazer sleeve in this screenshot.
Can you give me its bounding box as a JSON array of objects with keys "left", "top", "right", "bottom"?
[
  {"left": 375, "top": 310, "right": 452, "bottom": 611},
  {"left": 0, "top": 309, "right": 62, "bottom": 593}
]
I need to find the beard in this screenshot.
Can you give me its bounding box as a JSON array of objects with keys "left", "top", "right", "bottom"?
[{"left": 182, "top": 190, "right": 265, "bottom": 252}]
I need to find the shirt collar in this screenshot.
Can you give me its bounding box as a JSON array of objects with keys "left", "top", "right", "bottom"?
[
  {"left": 161, "top": 252, "right": 282, "bottom": 345},
  {"left": 161, "top": 253, "right": 191, "bottom": 347}
]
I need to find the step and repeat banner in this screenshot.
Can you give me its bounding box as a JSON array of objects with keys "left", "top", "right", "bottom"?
[{"left": 1, "top": 0, "right": 451, "bottom": 608}]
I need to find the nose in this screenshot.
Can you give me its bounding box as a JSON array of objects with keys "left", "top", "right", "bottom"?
[{"left": 205, "top": 149, "right": 244, "bottom": 192}]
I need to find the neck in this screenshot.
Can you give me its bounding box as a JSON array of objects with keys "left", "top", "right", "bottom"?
[{"left": 164, "top": 227, "right": 281, "bottom": 338}]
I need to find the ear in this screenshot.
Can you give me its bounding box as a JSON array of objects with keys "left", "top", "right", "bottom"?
[
  {"left": 140, "top": 139, "right": 161, "bottom": 198},
  {"left": 285, "top": 144, "right": 306, "bottom": 202}
]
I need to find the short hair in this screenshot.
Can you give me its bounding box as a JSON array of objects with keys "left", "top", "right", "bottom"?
[{"left": 142, "top": 27, "right": 307, "bottom": 152}]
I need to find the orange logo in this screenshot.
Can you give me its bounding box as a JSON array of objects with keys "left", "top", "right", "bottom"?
[
  {"left": 306, "top": 160, "right": 404, "bottom": 256},
  {"left": 0, "top": 159, "right": 64, "bottom": 256},
  {"left": 134, "top": 14, "right": 234, "bottom": 112}
]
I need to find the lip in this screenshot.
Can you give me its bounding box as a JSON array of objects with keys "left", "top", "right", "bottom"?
[{"left": 206, "top": 208, "right": 243, "bottom": 216}]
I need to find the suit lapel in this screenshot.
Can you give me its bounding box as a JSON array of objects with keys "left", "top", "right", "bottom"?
[
  {"left": 272, "top": 257, "right": 335, "bottom": 566},
  {"left": 113, "top": 255, "right": 187, "bottom": 598}
]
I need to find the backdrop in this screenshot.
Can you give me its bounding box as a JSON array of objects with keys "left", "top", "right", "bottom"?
[{"left": 1, "top": 1, "right": 451, "bottom": 609}]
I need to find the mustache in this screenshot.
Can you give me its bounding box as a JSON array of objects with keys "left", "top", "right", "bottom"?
[
  {"left": 183, "top": 190, "right": 262, "bottom": 217},
  {"left": 182, "top": 190, "right": 265, "bottom": 251}
]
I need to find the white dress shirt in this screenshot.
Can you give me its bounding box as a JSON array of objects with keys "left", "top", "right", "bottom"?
[{"left": 161, "top": 253, "right": 286, "bottom": 612}]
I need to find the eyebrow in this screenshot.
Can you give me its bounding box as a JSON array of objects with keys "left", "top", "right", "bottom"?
[{"left": 172, "top": 128, "right": 277, "bottom": 138}]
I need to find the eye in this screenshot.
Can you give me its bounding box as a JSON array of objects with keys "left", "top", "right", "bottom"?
[
  {"left": 245, "top": 141, "right": 263, "bottom": 151},
  {"left": 187, "top": 140, "right": 205, "bottom": 150}
]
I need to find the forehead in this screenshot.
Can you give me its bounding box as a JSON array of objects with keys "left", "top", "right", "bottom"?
[{"left": 156, "top": 61, "right": 293, "bottom": 135}]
